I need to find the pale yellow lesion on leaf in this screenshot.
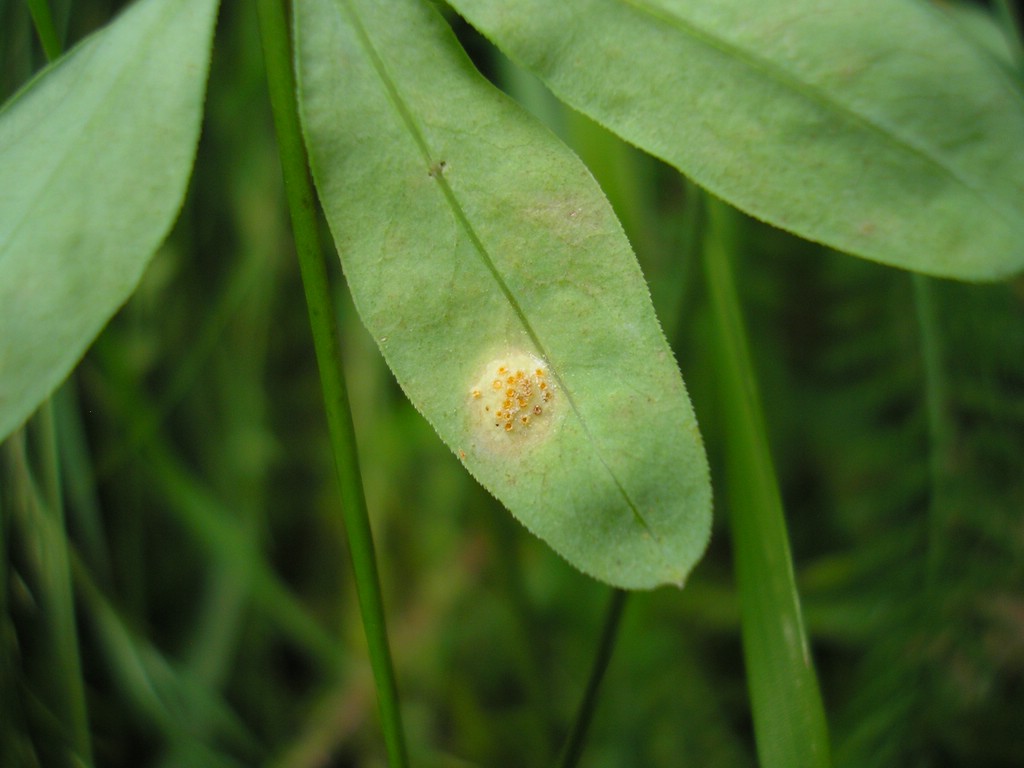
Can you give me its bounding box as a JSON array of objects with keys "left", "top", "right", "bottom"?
[{"left": 467, "top": 350, "right": 559, "bottom": 452}]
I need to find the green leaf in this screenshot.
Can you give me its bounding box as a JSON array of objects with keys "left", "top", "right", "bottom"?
[
  {"left": 0, "top": 0, "right": 220, "bottom": 441},
  {"left": 447, "top": 0, "right": 1024, "bottom": 281},
  {"left": 295, "top": 0, "right": 711, "bottom": 589}
]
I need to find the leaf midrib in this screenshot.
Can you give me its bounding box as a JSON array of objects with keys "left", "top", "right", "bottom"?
[
  {"left": 614, "top": 0, "right": 1024, "bottom": 238},
  {"left": 333, "top": 0, "right": 656, "bottom": 537}
]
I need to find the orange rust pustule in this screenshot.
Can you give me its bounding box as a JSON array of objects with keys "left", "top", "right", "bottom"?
[{"left": 470, "top": 353, "right": 554, "bottom": 437}]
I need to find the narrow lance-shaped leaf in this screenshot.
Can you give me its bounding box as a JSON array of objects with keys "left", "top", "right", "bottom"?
[
  {"left": 0, "top": 0, "right": 220, "bottom": 441},
  {"left": 448, "top": 0, "right": 1024, "bottom": 281},
  {"left": 295, "top": 0, "right": 711, "bottom": 589}
]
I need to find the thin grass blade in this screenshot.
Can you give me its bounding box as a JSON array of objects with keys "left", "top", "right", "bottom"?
[{"left": 704, "top": 198, "right": 830, "bottom": 768}]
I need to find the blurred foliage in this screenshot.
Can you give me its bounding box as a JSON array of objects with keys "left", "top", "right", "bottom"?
[{"left": 3, "top": 1, "right": 1023, "bottom": 766}]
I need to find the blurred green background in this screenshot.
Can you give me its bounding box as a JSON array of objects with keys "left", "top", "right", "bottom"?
[{"left": 2, "top": 1, "right": 1023, "bottom": 765}]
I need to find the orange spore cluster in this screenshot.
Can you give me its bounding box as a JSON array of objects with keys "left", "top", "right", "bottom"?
[{"left": 471, "top": 356, "right": 553, "bottom": 435}]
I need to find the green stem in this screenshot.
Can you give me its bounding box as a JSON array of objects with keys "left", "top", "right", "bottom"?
[
  {"left": 911, "top": 275, "right": 953, "bottom": 589},
  {"left": 36, "top": 404, "right": 93, "bottom": 765},
  {"left": 255, "top": 2, "right": 408, "bottom": 765},
  {"left": 701, "top": 196, "right": 830, "bottom": 768},
  {"left": 667, "top": 177, "right": 706, "bottom": 348},
  {"left": 27, "top": 0, "right": 62, "bottom": 61},
  {"left": 557, "top": 588, "right": 628, "bottom": 768},
  {"left": 54, "top": 382, "right": 112, "bottom": 586}
]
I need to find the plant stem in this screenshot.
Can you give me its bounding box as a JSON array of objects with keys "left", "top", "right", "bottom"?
[
  {"left": 35, "top": 402, "right": 94, "bottom": 765},
  {"left": 557, "top": 588, "right": 628, "bottom": 768},
  {"left": 26, "top": 0, "right": 62, "bottom": 61},
  {"left": 667, "top": 177, "right": 706, "bottom": 348},
  {"left": 911, "top": 275, "right": 953, "bottom": 591},
  {"left": 701, "top": 196, "right": 830, "bottom": 768},
  {"left": 255, "top": 2, "right": 408, "bottom": 765}
]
